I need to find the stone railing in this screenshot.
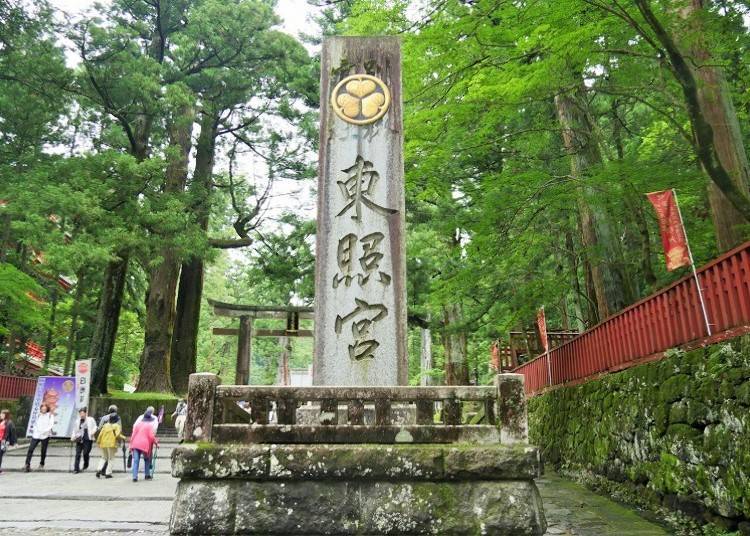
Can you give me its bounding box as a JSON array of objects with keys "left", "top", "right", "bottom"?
[{"left": 183, "top": 373, "right": 528, "bottom": 445}]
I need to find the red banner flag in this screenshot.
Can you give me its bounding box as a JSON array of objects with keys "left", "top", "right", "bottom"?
[
  {"left": 536, "top": 307, "right": 549, "bottom": 353},
  {"left": 647, "top": 190, "right": 691, "bottom": 271}
]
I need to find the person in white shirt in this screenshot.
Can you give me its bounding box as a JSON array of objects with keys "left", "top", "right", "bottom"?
[
  {"left": 25, "top": 403, "right": 55, "bottom": 472},
  {"left": 70, "top": 408, "right": 97, "bottom": 473},
  {"left": 172, "top": 400, "right": 187, "bottom": 442}
]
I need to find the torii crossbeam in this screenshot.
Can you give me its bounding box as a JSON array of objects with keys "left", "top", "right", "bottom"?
[{"left": 208, "top": 299, "right": 314, "bottom": 385}]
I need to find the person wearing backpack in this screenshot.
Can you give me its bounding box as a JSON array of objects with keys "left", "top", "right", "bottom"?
[{"left": 95, "top": 411, "right": 125, "bottom": 479}]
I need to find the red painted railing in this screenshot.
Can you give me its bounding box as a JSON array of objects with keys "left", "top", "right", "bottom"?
[
  {"left": 0, "top": 374, "right": 37, "bottom": 400},
  {"left": 514, "top": 241, "right": 750, "bottom": 395}
]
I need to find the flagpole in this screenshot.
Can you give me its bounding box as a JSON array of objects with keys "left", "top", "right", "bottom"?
[{"left": 672, "top": 189, "right": 712, "bottom": 336}]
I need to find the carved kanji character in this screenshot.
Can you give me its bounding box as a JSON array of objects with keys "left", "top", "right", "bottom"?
[
  {"left": 337, "top": 156, "right": 397, "bottom": 221},
  {"left": 358, "top": 232, "right": 391, "bottom": 286},
  {"left": 333, "top": 233, "right": 358, "bottom": 288},
  {"left": 335, "top": 298, "right": 388, "bottom": 361}
]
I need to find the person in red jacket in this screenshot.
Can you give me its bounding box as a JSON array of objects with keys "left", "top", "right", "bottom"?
[
  {"left": 0, "top": 409, "right": 18, "bottom": 473},
  {"left": 129, "top": 408, "right": 159, "bottom": 482}
]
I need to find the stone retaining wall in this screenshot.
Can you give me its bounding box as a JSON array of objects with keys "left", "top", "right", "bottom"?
[
  {"left": 170, "top": 443, "right": 547, "bottom": 535},
  {"left": 528, "top": 336, "right": 750, "bottom": 530}
]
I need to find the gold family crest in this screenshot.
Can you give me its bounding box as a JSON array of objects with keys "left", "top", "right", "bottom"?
[{"left": 331, "top": 74, "right": 391, "bottom": 125}]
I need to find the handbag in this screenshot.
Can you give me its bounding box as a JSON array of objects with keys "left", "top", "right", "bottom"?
[{"left": 0, "top": 440, "right": 7, "bottom": 452}]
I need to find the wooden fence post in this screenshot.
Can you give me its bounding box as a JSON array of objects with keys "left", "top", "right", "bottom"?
[
  {"left": 184, "top": 373, "right": 219, "bottom": 442},
  {"left": 495, "top": 373, "right": 528, "bottom": 444}
]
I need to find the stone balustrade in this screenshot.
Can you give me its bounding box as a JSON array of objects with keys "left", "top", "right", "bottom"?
[
  {"left": 183, "top": 373, "right": 528, "bottom": 446},
  {"left": 171, "top": 373, "right": 545, "bottom": 535}
]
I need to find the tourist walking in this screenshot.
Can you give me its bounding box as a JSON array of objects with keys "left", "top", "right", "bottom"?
[
  {"left": 95, "top": 411, "right": 125, "bottom": 479},
  {"left": 172, "top": 399, "right": 187, "bottom": 441},
  {"left": 98, "top": 404, "right": 118, "bottom": 427},
  {"left": 0, "top": 409, "right": 18, "bottom": 473},
  {"left": 25, "top": 403, "right": 55, "bottom": 472},
  {"left": 129, "top": 408, "right": 159, "bottom": 482},
  {"left": 134, "top": 406, "right": 159, "bottom": 433},
  {"left": 71, "top": 408, "right": 97, "bottom": 473}
]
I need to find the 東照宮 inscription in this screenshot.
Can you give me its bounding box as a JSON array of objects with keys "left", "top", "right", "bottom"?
[{"left": 314, "top": 37, "right": 406, "bottom": 386}]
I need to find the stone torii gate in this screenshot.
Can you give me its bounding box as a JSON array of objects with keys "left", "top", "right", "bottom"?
[{"left": 208, "top": 299, "right": 314, "bottom": 385}]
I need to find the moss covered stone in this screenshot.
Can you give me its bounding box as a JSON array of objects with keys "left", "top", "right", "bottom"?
[
  {"left": 171, "top": 443, "right": 542, "bottom": 481},
  {"left": 170, "top": 479, "right": 546, "bottom": 535},
  {"left": 528, "top": 338, "right": 750, "bottom": 524}
]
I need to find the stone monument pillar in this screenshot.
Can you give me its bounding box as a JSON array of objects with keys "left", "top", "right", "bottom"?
[{"left": 314, "top": 37, "right": 407, "bottom": 386}]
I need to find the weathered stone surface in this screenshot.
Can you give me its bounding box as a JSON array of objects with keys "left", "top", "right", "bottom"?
[
  {"left": 185, "top": 373, "right": 219, "bottom": 442},
  {"left": 314, "top": 36, "right": 407, "bottom": 386},
  {"left": 170, "top": 479, "right": 547, "bottom": 535},
  {"left": 443, "top": 444, "right": 542, "bottom": 480},
  {"left": 171, "top": 443, "right": 542, "bottom": 481},
  {"left": 496, "top": 373, "right": 528, "bottom": 444},
  {"left": 211, "top": 423, "right": 501, "bottom": 445},
  {"left": 296, "top": 402, "right": 416, "bottom": 425}
]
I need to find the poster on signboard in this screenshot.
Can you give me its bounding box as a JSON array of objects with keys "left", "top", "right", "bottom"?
[
  {"left": 75, "top": 359, "right": 91, "bottom": 411},
  {"left": 26, "top": 376, "right": 77, "bottom": 438}
]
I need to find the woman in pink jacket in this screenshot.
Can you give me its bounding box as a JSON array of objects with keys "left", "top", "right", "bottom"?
[{"left": 129, "top": 408, "right": 159, "bottom": 482}]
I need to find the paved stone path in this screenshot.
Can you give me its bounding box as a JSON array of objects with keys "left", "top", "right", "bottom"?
[
  {"left": 0, "top": 439, "right": 668, "bottom": 535},
  {"left": 1, "top": 438, "right": 174, "bottom": 535},
  {"left": 537, "top": 472, "right": 669, "bottom": 535}
]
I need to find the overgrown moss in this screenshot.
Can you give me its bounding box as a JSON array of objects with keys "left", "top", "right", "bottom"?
[{"left": 528, "top": 337, "right": 750, "bottom": 530}]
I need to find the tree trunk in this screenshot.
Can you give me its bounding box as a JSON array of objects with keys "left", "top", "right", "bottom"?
[
  {"left": 138, "top": 105, "right": 194, "bottom": 393},
  {"left": 564, "top": 227, "right": 589, "bottom": 329},
  {"left": 632, "top": 0, "right": 750, "bottom": 223},
  {"left": 170, "top": 257, "right": 204, "bottom": 393},
  {"left": 624, "top": 189, "right": 657, "bottom": 290},
  {"left": 681, "top": 0, "right": 750, "bottom": 251},
  {"left": 170, "top": 112, "right": 217, "bottom": 393},
  {"left": 442, "top": 303, "right": 469, "bottom": 385},
  {"left": 420, "top": 314, "right": 433, "bottom": 386},
  {"left": 43, "top": 287, "right": 58, "bottom": 369},
  {"left": 63, "top": 271, "right": 85, "bottom": 376},
  {"left": 90, "top": 256, "right": 129, "bottom": 394},
  {"left": 555, "top": 87, "right": 626, "bottom": 320},
  {"left": 4, "top": 332, "right": 16, "bottom": 372}
]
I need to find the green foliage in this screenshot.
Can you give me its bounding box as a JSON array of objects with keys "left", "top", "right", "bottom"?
[
  {"left": 105, "top": 390, "right": 179, "bottom": 401},
  {"left": 0, "top": 263, "right": 49, "bottom": 338},
  {"left": 334, "top": 0, "right": 749, "bottom": 379}
]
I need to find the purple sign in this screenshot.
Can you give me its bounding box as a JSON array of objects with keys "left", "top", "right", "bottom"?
[{"left": 26, "top": 376, "right": 78, "bottom": 438}]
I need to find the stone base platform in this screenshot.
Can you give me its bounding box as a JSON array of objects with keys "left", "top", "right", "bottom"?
[{"left": 170, "top": 443, "right": 547, "bottom": 535}]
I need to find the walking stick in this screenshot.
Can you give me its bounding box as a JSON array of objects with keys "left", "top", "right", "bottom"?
[
  {"left": 150, "top": 445, "right": 158, "bottom": 478},
  {"left": 121, "top": 443, "right": 127, "bottom": 472}
]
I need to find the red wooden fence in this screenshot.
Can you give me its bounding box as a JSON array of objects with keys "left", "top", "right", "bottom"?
[
  {"left": 514, "top": 240, "right": 750, "bottom": 396},
  {"left": 0, "top": 374, "right": 37, "bottom": 400}
]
